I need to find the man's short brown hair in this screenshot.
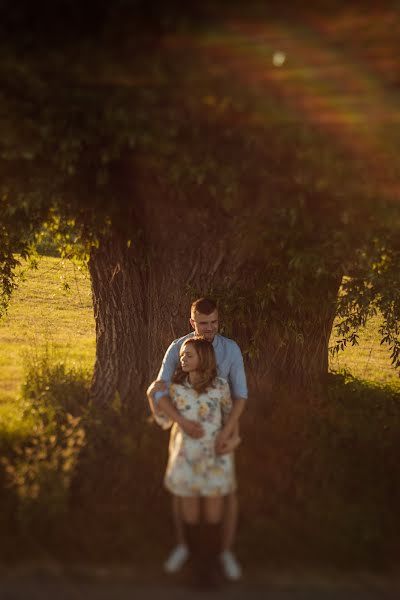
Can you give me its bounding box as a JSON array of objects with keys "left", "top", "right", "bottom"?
[{"left": 190, "top": 297, "right": 218, "bottom": 317}]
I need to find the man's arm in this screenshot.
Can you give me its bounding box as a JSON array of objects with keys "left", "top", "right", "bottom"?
[
  {"left": 220, "top": 397, "right": 246, "bottom": 436},
  {"left": 157, "top": 338, "right": 183, "bottom": 383},
  {"left": 218, "top": 421, "right": 241, "bottom": 453},
  {"left": 147, "top": 336, "right": 204, "bottom": 439},
  {"left": 225, "top": 341, "right": 248, "bottom": 434},
  {"left": 215, "top": 397, "right": 246, "bottom": 454},
  {"left": 147, "top": 380, "right": 168, "bottom": 416},
  {"left": 228, "top": 342, "right": 248, "bottom": 404},
  {"left": 147, "top": 340, "right": 180, "bottom": 417},
  {"left": 216, "top": 342, "right": 248, "bottom": 454},
  {"left": 157, "top": 394, "right": 204, "bottom": 439}
]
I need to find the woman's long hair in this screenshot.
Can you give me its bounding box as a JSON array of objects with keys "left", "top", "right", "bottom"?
[{"left": 172, "top": 336, "right": 217, "bottom": 394}]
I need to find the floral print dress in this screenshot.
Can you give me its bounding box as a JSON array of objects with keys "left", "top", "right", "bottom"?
[{"left": 155, "top": 377, "right": 236, "bottom": 497}]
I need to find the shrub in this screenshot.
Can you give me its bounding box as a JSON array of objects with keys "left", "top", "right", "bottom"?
[
  {"left": 21, "top": 345, "right": 90, "bottom": 416},
  {"left": 1, "top": 348, "right": 89, "bottom": 538}
]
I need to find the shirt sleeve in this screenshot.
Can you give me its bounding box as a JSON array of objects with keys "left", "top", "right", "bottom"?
[
  {"left": 153, "top": 383, "right": 176, "bottom": 430},
  {"left": 228, "top": 342, "right": 248, "bottom": 400},
  {"left": 220, "top": 380, "right": 233, "bottom": 424},
  {"left": 157, "top": 340, "right": 180, "bottom": 382},
  {"left": 152, "top": 408, "right": 173, "bottom": 430},
  {"left": 153, "top": 341, "right": 180, "bottom": 405}
]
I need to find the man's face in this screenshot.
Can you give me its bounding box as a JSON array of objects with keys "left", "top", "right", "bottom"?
[{"left": 190, "top": 309, "right": 219, "bottom": 342}]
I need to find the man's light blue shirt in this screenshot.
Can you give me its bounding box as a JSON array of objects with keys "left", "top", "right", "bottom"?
[{"left": 154, "top": 332, "right": 248, "bottom": 404}]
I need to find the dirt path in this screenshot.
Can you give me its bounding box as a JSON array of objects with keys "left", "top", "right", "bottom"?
[{"left": 1, "top": 567, "right": 399, "bottom": 600}]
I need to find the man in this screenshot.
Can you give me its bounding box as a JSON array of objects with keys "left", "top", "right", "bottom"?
[{"left": 147, "top": 297, "right": 247, "bottom": 581}]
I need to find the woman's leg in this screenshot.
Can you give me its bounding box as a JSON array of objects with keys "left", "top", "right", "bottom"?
[
  {"left": 181, "top": 496, "right": 200, "bottom": 524},
  {"left": 172, "top": 495, "right": 185, "bottom": 544},
  {"left": 220, "top": 492, "right": 242, "bottom": 580},
  {"left": 203, "top": 495, "right": 223, "bottom": 524},
  {"left": 222, "top": 491, "right": 238, "bottom": 550},
  {"left": 201, "top": 496, "right": 224, "bottom": 584},
  {"left": 163, "top": 496, "right": 190, "bottom": 573},
  {"left": 179, "top": 496, "right": 204, "bottom": 582}
]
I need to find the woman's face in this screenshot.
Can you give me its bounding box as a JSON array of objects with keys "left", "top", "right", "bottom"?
[{"left": 180, "top": 343, "right": 200, "bottom": 373}]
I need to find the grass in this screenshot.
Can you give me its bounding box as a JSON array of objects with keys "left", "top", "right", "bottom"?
[
  {"left": 329, "top": 315, "right": 400, "bottom": 389},
  {"left": 0, "top": 256, "right": 95, "bottom": 441},
  {"left": 0, "top": 256, "right": 95, "bottom": 405}
]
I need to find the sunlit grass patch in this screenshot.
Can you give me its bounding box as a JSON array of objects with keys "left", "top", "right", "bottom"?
[
  {"left": 0, "top": 255, "right": 95, "bottom": 404},
  {"left": 329, "top": 314, "right": 400, "bottom": 390},
  {"left": 0, "top": 398, "right": 38, "bottom": 444}
]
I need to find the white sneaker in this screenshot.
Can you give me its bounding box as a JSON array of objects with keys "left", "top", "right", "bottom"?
[
  {"left": 219, "top": 550, "right": 242, "bottom": 581},
  {"left": 163, "top": 544, "right": 190, "bottom": 574}
]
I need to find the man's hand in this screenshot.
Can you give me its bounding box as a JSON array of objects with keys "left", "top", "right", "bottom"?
[
  {"left": 216, "top": 433, "right": 241, "bottom": 454},
  {"left": 215, "top": 428, "right": 239, "bottom": 455},
  {"left": 180, "top": 418, "right": 204, "bottom": 439}
]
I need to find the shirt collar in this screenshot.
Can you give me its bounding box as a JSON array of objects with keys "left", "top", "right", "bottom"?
[
  {"left": 212, "top": 334, "right": 219, "bottom": 348},
  {"left": 189, "top": 331, "right": 219, "bottom": 347}
]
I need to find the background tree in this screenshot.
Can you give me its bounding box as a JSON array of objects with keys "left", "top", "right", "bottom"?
[{"left": 1, "top": 0, "right": 400, "bottom": 414}]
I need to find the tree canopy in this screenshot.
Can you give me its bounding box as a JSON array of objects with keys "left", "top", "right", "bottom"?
[{"left": 2, "top": 0, "right": 400, "bottom": 382}]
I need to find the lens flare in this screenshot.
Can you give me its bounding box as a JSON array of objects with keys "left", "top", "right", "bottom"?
[{"left": 272, "top": 51, "right": 286, "bottom": 67}]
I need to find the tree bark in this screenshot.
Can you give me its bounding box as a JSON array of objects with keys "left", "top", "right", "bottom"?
[
  {"left": 88, "top": 174, "right": 236, "bottom": 415},
  {"left": 89, "top": 229, "right": 341, "bottom": 415},
  {"left": 243, "top": 274, "right": 342, "bottom": 405}
]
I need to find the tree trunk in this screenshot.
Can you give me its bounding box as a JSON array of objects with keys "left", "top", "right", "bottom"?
[
  {"left": 88, "top": 176, "right": 236, "bottom": 414},
  {"left": 89, "top": 229, "right": 341, "bottom": 415},
  {"left": 244, "top": 274, "right": 342, "bottom": 405},
  {"left": 88, "top": 235, "right": 150, "bottom": 415}
]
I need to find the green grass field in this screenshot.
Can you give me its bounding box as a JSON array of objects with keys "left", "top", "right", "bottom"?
[
  {"left": 329, "top": 314, "right": 400, "bottom": 388},
  {"left": 0, "top": 256, "right": 95, "bottom": 403},
  {"left": 0, "top": 257, "right": 95, "bottom": 440}
]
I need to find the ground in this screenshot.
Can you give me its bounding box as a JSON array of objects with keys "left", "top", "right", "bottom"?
[{"left": 1, "top": 565, "right": 400, "bottom": 599}]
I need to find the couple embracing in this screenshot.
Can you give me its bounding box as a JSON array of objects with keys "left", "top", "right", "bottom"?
[{"left": 147, "top": 297, "right": 247, "bottom": 584}]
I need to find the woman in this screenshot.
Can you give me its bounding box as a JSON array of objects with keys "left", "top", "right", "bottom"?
[{"left": 154, "top": 336, "right": 238, "bottom": 583}]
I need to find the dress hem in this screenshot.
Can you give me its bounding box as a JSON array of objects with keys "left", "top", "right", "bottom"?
[{"left": 164, "top": 481, "right": 237, "bottom": 497}]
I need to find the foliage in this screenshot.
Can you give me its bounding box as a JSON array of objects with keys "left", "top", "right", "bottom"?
[
  {"left": 238, "top": 371, "right": 400, "bottom": 568},
  {"left": 2, "top": 356, "right": 400, "bottom": 567},
  {"left": 22, "top": 348, "right": 91, "bottom": 415},
  {"left": 0, "top": 350, "right": 88, "bottom": 534},
  {"left": 331, "top": 229, "right": 400, "bottom": 368},
  {"left": 1, "top": 1, "right": 400, "bottom": 378},
  {"left": 0, "top": 196, "right": 46, "bottom": 317}
]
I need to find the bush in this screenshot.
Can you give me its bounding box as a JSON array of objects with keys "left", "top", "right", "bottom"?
[
  {"left": 237, "top": 372, "right": 400, "bottom": 569},
  {"left": 2, "top": 351, "right": 400, "bottom": 569},
  {"left": 0, "top": 348, "right": 89, "bottom": 547},
  {"left": 34, "top": 230, "right": 60, "bottom": 257},
  {"left": 21, "top": 345, "right": 90, "bottom": 416}
]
